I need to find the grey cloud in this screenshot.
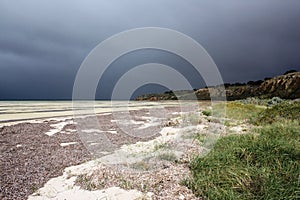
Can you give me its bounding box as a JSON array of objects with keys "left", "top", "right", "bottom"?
[{"left": 0, "top": 0, "right": 299, "bottom": 99}]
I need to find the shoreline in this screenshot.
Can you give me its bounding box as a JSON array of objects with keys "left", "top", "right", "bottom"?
[{"left": 0, "top": 100, "right": 181, "bottom": 126}]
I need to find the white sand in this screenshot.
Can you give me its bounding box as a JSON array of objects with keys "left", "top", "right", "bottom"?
[
  {"left": 107, "top": 130, "right": 117, "bottom": 134},
  {"left": 81, "top": 129, "right": 104, "bottom": 134},
  {"left": 45, "top": 121, "right": 74, "bottom": 136},
  {"left": 60, "top": 142, "right": 78, "bottom": 147},
  {"left": 98, "top": 124, "right": 208, "bottom": 165},
  {"left": 28, "top": 159, "right": 148, "bottom": 200}
]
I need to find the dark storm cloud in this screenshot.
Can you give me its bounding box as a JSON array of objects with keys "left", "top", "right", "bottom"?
[
  {"left": 0, "top": 0, "right": 299, "bottom": 99},
  {"left": 186, "top": 1, "right": 300, "bottom": 82}
]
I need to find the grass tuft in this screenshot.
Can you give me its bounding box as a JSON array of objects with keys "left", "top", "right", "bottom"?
[{"left": 202, "top": 110, "right": 212, "bottom": 117}]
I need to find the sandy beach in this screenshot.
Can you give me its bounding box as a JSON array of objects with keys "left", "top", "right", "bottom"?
[{"left": 1, "top": 102, "right": 200, "bottom": 199}]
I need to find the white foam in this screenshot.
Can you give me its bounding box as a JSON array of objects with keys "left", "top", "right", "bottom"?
[{"left": 99, "top": 112, "right": 111, "bottom": 116}]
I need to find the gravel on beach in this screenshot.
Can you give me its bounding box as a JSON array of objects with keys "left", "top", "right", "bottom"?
[
  {"left": 0, "top": 122, "right": 91, "bottom": 200},
  {"left": 0, "top": 107, "right": 186, "bottom": 200}
]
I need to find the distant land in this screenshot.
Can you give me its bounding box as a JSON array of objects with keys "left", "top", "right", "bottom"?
[{"left": 136, "top": 70, "right": 300, "bottom": 101}]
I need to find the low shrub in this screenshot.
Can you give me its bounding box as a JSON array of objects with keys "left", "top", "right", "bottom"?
[{"left": 267, "top": 96, "right": 284, "bottom": 107}]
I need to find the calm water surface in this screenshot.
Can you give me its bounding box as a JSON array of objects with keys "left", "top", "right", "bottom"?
[{"left": 0, "top": 101, "right": 180, "bottom": 124}]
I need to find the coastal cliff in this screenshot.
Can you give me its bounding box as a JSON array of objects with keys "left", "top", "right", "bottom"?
[{"left": 136, "top": 72, "right": 300, "bottom": 101}]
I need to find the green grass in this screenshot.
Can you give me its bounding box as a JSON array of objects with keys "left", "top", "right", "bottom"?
[
  {"left": 211, "top": 101, "right": 299, "bottom": 124},
  {"left": 185, "top": 100, "right": 300, "bottom": 199},
  {"left": 202, "top": 110, "right": 212, "bottom": 117},
  {"left": 211, "top": 102, "right": 265, "bottom": 122},
  {"left": 185, "top": 121, "right": 300, "bottom": 199},
  {"left": 254, "top": 101, "right": 300, "bottom": 125}
]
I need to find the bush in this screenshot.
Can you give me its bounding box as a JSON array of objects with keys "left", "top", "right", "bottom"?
[
  {"left": 239, "top": 97, "right": 267, "bottom": 105},
  {"left": 267, "top": 97, "right": 284, "bottom": 107}
]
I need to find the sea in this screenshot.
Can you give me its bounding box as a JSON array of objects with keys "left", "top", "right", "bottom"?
[{"left": 0, "top": 100, "right": 180, "bottom": 125}]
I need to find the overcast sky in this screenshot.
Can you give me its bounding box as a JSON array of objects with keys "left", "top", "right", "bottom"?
[{"left": 0, "top": 0, "right": 300, "bottom": 99}]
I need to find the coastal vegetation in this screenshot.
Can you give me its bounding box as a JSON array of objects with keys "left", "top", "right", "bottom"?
[{"left": 184, "top": 100, "right": 300, "bottom": 199}]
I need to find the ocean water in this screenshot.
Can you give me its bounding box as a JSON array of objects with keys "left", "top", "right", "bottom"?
[{"left": 0, "top": 101, "right": 180, "bottom": 124}]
